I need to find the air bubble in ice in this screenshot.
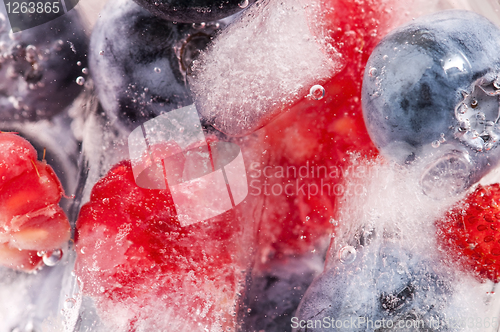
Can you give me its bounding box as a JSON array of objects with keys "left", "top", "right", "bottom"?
[
  {"left": 369, "top": 67, "right": 378, "bottom": 77},
  {"left": 457, "top": 103, "right": 468, "bottom": 114},
  {"left": 99, "top": 50, "right": 104, "bottom": 55},
  {"left": 420, "top": 152, "right": 471, "bottom": 199},
  {"left": 82, "top": 67, "right": 88, "bottom": 75},
  {"left": 383, "top": 55, "right": 389, "bottom": 61},
  {"left": 431, "top": 140, "right": 440, "bottom": 148},
  {"left": 43, "top": 249, "right": 63, "bottom": 266},
  {"left": 154, "top": 67, "right": 161, "bottom": 73},
  {"left": 76, "top": 76, "right": 85, "bottom": 85},
  {"left": 80, "top": 247, "right": 86, "bottom": 254},
  {"left": 338, "top": 246, "right": 356, "bottom": 264},
  {"left": 239, "top": 0, "right": 249, "bottom": 8},
  {"left": 193, "top": 22, "right": 206, "bottom": 29},
  {"left": 309, "top": 85, "right": 325, "bottom": 100},
  {"left": 25, "top": 45, "right": 37, "bottom": 62},
  {"left": 36, "top": 250, "right": 46, "bottom": 257},
  {"left": 77, "top": 61, "right": 82, "bottom": 66},
  {"left": 329, "top": 217, "right": 338, "bottom": 226},
  {"left": 64, "top": 298, "right": 76, "bottom": 309}
]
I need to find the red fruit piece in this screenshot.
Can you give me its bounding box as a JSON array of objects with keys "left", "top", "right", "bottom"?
[
  {"left": 75, "top": 159, "right": 247, "bottom": 330},
  {"left": 0, "top": 160, "right": 64, "bottom": 226},
  {"left": 0, "top": 132, "right": 70, "bottom": 272},
  {"left": 255, "top": 0, "right": 402, "bottom": 258},
  {"left": 438, "top": 183, "right": 500, "bottom": 282},
  {"left": 0, "top": 132, "right": 37, "bottom": 184}
]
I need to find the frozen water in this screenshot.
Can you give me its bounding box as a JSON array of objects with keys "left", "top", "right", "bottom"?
[
  {"left": 69, "top": 87, "right": 131, "bottom": 206},
  {"left": 190, "top": 0, "right": 339, "bottom": 137},
  {"left": 242, "top": 253, "right": 324, "bottom": 332},
  {"left": 3, "top": 1, "right": 500, "bottom": 332},
  {"left": 0, "top": 247, "right": 77, "bottom": 332},
  {"left": 294, "top": 157, "right": 500, "bottom": 331}
]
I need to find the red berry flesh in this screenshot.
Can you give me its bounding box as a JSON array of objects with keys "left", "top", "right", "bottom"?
[
  {"left": 0, "top": 132, "right": 70, "bottom": 272},
  {"left": 75, "top": 157, "right": 249, "bottom": 329},
  {"left": 254, "top": 0, "right": 403, "bottom": 258},
  {"left": 439, "top": 184, "right": 500, "bottom": 282}
]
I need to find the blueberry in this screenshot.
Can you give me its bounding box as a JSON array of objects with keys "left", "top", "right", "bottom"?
[
  {"left": 293, "top": 228, "right": 453, "bottom": 332},
  {"left": 132, "top": 0, "right": 256, "bottom": 23},
  {"left": 362, "top": 10, "right": 500, "bottom": 197},
  {"left": 241, "top": 255, "right": 323, "bottom": 332},
  {"left": 90, "top": 0, "right": 222, "bottom": 129},
  {"left": 0, "top": 7, "right": 87, "bottom": 121}
]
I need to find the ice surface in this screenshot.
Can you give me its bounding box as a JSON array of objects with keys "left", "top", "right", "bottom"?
[
  {"left": 242, "top": 254, "right": 324, "bottom": 332},
  {"left": 4, "top": 0, "right": 500, "bottom": 332},
  {"left": 0, "top": 249, "right": 77, "bottom": 332},
  {"left": 190, "top": 0, "right": 339, "bottom": 137},
  {"left": 294, "top": 157, "right": 500, "bottom": 331}
]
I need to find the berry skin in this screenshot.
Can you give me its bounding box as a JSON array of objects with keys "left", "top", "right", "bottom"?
[
  {"left": 75, "top": 159, "right": 246, "bottom": 330},
  {"left": 0, "top": 132, "right": 70, "bottom": 272},
  {"left": 438, "top": 183, "right": 500, "bottom": 282},
  {"left": 90, "top": 0, "right": 219, "bottom": 129},
  {"left": 132, "top": 0, "right": 256, "bottom": 23},
  {"left": 0, "top": 7, "right": 87, "bottom": 121},
  {"left": 362, "top": 10, "right": 500, "bottom": 181}
]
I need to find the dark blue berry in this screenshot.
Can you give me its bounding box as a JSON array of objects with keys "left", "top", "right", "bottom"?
[
  {"left": 90, "top": 0, "right": 221, "bottom": 129},
  {"left": 0, "top": 7, "right": 88, "bottom": 121},
  {"left": 294, "top": 230, "right": 452, "bottom": 332}
]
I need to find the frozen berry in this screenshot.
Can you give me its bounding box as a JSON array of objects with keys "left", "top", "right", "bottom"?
[
  {"left": 362, "top": 10, "right": 500, "bottom": 194},
  {"left": 438, "top": 183, "right": 500, "bottom": 282},
  {"left": 0, "top": 7, "right": 88, "bottom": 121},
  {"left": 0, "top": 132, "right": 70, "bottom": 272},
  {"left": 254, "top": 0, "right": 399, "bottom": 258},
  {"left": 90, "top": 0, "right": 220, "bottom": 129},
  {"left": 75, "top": 157, "right": 248, "bottom": 330}
]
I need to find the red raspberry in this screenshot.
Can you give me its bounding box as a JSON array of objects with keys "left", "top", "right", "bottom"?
[
  {"left": 75, "top": 159, "right": 248, "bottom": 330},
  {"left": 439, "top": 183, "right": 500, "bottom": 282},
  {"left": 0, "top": 132, "right": 70, "bottom": 272},
  {"left": 256, "top": 0, "right": 403, "bottom": 258}
]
